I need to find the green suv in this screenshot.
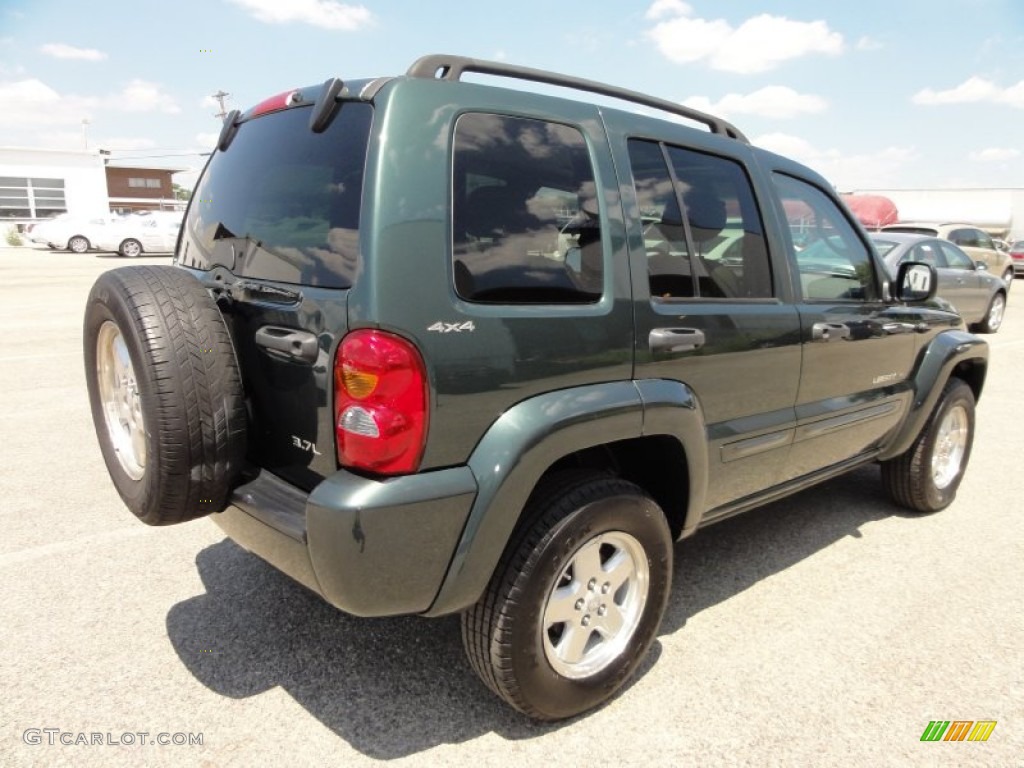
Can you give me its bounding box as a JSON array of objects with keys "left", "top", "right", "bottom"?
[{"left": 83, "top": 55, "right": 988, "bottom": 720}]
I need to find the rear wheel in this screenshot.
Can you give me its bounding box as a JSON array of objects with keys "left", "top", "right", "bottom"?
[
  {"left": 68, "top": 235, "right": 90, "bottom": 253},
  {"left": 119, "top": 239, "right": 143, "bottom": 258},
  {"left": 84, "top": 266, "right": 246, "bottom": 525},
  {"left": 881, "top": 378, "right": 975, "bottom": 513},
  {"left": 462, "top": 472, "right": 672, "bottom": 720}
]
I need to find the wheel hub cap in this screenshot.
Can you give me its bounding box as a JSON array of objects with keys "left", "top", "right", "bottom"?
[
  {"left": 97, "top": 321, "right": 146, "bottom": 479},
  {"left": 542, "top": 530, "right": 649, "bottom": 679},
  {"left": 932, "top": 404, "right": 968, "bottom": 490}
]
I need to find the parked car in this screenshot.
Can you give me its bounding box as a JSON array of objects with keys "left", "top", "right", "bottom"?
[
  {"left": 1010, "top": 240, "right": 1024, "bottom": 277},
  {"left": 95, "top": 211, "right": 183, "bottom": 257},
  {"left": 880, "top": 222, "right": 1014, "bottom": 290},
  {"left": 82, "top": 53, "right": 988, "bottom": 721},
  {"left": 27, "top": 213, "right": 124, "bottom": 253},
  {"left": 869, "top": 233, "right": 1006, "bottom": 333}
]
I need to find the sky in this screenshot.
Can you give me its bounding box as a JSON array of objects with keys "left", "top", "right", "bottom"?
[{"left": 1, "top": 0, "right": 1023, "bottom": 192}]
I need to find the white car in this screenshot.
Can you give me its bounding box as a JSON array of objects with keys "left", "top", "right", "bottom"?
[
  {"left": 95, "top": 212, "right": 183, "bottom": 257},
  {"left": 27, "top": 214, "right": 124, "bottom": 253}
]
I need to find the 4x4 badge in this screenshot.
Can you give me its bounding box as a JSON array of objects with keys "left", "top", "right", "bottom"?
[{"left": 427, "top": 321, "right": 476, "bottom": 333}]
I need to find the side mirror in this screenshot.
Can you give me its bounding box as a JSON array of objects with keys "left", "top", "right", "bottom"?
[{"left": 894, "top": 261, "right": 937, "bottom": 303}]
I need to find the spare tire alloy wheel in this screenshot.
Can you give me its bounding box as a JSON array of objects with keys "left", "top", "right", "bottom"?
[
  {"left": 881, "top": 378, "right": 975, "bottom": 513},
  {"left": 68, "top": 235, "right": 90, "bottom": 254},
  {"left": 462, "top": 473, "right": 672, "bottom": 720},
  {"left": 120, "top": 239, "right": 142, "bottom": 258},
  {"left": 84, "top": 266, "right": 246, "bottom": 525},
  {"left": 96, "top": 321, "right": 146, "bottom": 480}
]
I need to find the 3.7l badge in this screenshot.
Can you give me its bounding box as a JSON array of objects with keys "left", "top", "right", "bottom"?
[{"left": 291, "top": 435, "right": 322, "bottom": 455}]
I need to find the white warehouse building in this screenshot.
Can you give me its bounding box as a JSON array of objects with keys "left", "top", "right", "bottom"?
[{"left": 848, "top": 187, "right": 1024, "bottom": 241}]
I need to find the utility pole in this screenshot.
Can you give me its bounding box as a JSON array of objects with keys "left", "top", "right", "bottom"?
[{"left": 211, "top": 90, "right": 231, "bottom": 120}]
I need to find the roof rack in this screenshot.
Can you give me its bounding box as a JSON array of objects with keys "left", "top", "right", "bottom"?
[{"left": 406, "top": 54, "right": 749, "bottom": 144}]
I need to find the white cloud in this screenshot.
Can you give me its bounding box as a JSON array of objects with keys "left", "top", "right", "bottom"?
[
  {"left": 645, "top": 0, "right": 691, "bottom": 20},
  {"left": 0, "top": 77, "right": 181, "bottom": 130},
  {"left": 195, "top": 132, "right": 220, "bottom": 148},
  {"left": 108, "top": 79, "right": 180, "bottom": 114},
  {"left": 753, "top": 132, "right": 916, "bottom": 189},
  {"left": 39, "top": 43, "right": 107, "bottom": 61},
  {"left": 855, "top": 36, "right": 882, "bottom": 51},
  {"left": 684, "top": 86, "right": 827, "bottom": 119},
  {"left": 912, "top": 76, "right": 1024, "bottom": 108},
  {"left": 227, "top": 0, "right": 372, "bottom": 30},
  {"left": 645, "top": 4, "right": 843, "bottom": 73},
  {"left": 0, "top": 79, "right": 97, "bottom": 126},
  {"left": 968, "top": 147, "right": 1020, "bottom": 162}
]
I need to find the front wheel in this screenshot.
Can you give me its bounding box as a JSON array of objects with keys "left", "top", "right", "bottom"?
[
  {"left": 881, "top": 378, "right": 975, "bottom": 512},
  {"left": 68, "top": 235, "right": 90, "bottom": 253},
  {"left": 462, "top": 472, "right": 672, "bottom": 720},
  {"left": 977, "top": 292, "right": 1005, "bottom": 334},
  {"left": 119, "top": 239, "right": 142, "bottom": 258},
  {"left": 1002, "top": 268, "right": 1014, "bottom": 291}
]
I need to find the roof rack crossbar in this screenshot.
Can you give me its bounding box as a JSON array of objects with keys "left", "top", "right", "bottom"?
[{"left": 406, "top": 54, "right": 749, "bottom": 143}]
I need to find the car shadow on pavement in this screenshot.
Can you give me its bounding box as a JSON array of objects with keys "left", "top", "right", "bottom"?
[{"left": 165, "top": 463, "right": 900, "bottom": 757}]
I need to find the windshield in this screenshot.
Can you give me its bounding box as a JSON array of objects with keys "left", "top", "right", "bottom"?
[
  {"left": 182, "top": 101, "right": 372, "bottom": 288},
  {"left": 869, "top": 239, "right": 899, "bottom": 257}
]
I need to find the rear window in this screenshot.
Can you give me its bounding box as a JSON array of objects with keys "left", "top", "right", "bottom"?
[{"left": 182, "top": 102, "right": 372, "bottom": 288}]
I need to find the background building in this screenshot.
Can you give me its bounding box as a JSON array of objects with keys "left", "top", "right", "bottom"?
[
  {"left": 1, "top": 147, "right": 185, "bottom": 233},
  {"left": 846, "top": 187, "right": 1024, "bottom": 240}
]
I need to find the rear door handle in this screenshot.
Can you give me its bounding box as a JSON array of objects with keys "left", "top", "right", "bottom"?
[
  {"left": 649, "top": 327, "right": 705, "bottom": 354},
  {"left": 811, "top": 322, "right": 850, "bottom": 342},
  {"left": 255, "top": 326, "right": 319, "bottom": 364}
]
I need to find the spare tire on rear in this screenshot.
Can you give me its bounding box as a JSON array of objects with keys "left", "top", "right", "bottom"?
[{"left": 84, "top": 266, "right": 247, "bottom": 525}]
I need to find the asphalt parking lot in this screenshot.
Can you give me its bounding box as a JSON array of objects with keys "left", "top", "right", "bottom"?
[{"left": 1, "top": 245, "right": 1022, "bottom": 767}]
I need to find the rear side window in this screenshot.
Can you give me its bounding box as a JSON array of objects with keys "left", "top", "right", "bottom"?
[
  {"left": 627, "top": 139, "right": 772, "bottom": 300},
  {"left": 452, "top": 113, "right": 602, "bottom": 304},
  {"left": 183, "top": 102, "right": 373, "bottom": 288}
]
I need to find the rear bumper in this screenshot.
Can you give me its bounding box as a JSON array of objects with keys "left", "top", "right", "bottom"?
[{"left": 211, "top": 466, "right": 477, "bottom": 617}]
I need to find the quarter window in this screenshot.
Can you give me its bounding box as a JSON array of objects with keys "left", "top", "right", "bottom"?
[
  {"left": 452, "top": 113, "right": 602, "bottom": 304},
  {"left": 773, "top": 174, "right": 879, "bottom": 301}
]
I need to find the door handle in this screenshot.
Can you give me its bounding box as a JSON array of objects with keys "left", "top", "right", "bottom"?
[
  {"left": 811, "top": 322, "right": 851, "bottom": 342},
  {"left": 649, "top": 327, "right": 705, "bottom": 354},
  {"left": 255, "top": 326, "right": 319, "bottom": 364}
]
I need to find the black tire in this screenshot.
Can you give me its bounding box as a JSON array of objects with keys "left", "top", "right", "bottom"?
[
  {"left": 83, "top": 266, "right": 246, "bottom": 525},
  {"left": 119, "top": 239, "right": 143, "bottom": 258},
  {"left": 68, "top": 235, "right": 90, "bottom": 253},
  {"left": 881, "top": 378, "right": 975, "bottom": 513},
  {"left": 462, "top": 472, "right": 672, "bottom": 720},
  {"left": 976, "top": 292, "right": 1005, "bottom": 334}
]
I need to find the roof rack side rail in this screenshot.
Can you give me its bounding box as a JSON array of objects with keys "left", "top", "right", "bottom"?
[{"left": 406, "top": 54, "right": 749, "bottom": 143}]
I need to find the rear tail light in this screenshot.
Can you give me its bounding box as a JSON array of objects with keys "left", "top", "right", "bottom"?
[{"left": 334, "top": 330, "right": 428, "bottom": 475}]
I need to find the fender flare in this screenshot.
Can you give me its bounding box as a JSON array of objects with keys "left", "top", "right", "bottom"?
[
  {"left": 424, "top": 379, "right": 708, "bottom": 616},
  {"left": 878, "top": 330, "right": 988, "bottom": 461}
]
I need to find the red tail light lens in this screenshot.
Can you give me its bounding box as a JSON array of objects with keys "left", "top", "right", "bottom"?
[{"left": 334, "top": 330, "right": 428, "bottom": 475}]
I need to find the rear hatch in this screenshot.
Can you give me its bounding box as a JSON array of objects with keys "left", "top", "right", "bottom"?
[{"left": 178, "top": 89, "right": 374, "bottom": 491}]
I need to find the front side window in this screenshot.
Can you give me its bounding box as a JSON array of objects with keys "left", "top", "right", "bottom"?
[
  {"left": 774, "top": 174, "right": 879, "bottom": 302},
  {"left": 452, "top": 113, "right": 602, "bottom": 304},
  {"left": 938, "top": 242, "right": 975, "bottom": 270},
  {"left": 627, "top": 139, "right": 772, "bottom": 300}
]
